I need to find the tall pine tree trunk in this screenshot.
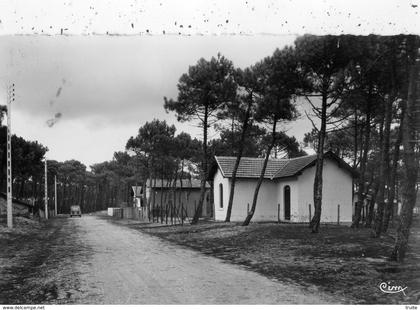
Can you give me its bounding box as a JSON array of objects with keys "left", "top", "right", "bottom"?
[
  {"left": 374, "top": 46, "right": 398, "bottom": 237},
  {"left": 152, "top": 177, "right": 157, "bottom": 222},
  {"left": 310, "top": 91, "right": 327, "bottom": 233},
  {"left": 172, "top": 169, "right": 178, "bottom": 224},
  {"left": 365, "top": 181, "right": 379, "bottom": 227},
  {"left": 383, "top": 104, "right": 404, "bottom": 232},
  {"left": 178, "top": 160, "right": 184, "bottom": 222},
  {"left": 146, "top": 166, "right": 153, "bottom": 221},
  {"left": 352, "top": 96, "right": 371, "bottom": 227},
  {"left": 242, "top": 121, "right": 277, "bottom": 226},
  {"left": 192, "top": 105, "right": 209, "bottom": 224},
  {"left": 365, "top": 112, "right": 385, "bottom": 227},
  {"left": 353, "top": 109, "right": 358, "bottom": 168},
  {"left": 160, "top": 167, "right": 164, "bottom": 222},
  {"left": 391, "top": 58, "right": 420, "bottom": 262},
  {"left": 373, "top": 96, "right": 393, "bottom": 237},
  {"left": 225, "top": 98, "right": 252, "bottom": 222}
]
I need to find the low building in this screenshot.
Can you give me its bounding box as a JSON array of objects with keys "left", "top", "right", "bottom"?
[
  {"left": 0, "top": 193, "right": 34, "bottom": 217},
  {"left": 145, "top": 179, "right": 212, "bottom": 218},
  {"left": 210, "top": 151, "right": 356, "bottom": 223}
]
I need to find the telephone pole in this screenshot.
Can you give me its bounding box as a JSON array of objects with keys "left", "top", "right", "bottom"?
[
  {"left": 6, "top": 84, "right": 15, "bottom": 228},
  {"left": 45, "top": 158, "right": 48, "bottom": 219},
  {"left": 54, "top": 175, "right": 57, "bottom": 216}
]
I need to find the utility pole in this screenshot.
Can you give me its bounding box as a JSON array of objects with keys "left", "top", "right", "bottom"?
[
  {"left": 54, "top": 175, "right": 57, "bottom": 216},
  {"left": 45, "top": 158, "right": 48, "bottom": 219},
  {"left": 6, "top": 84, "right": 15, "bottom": 228}
]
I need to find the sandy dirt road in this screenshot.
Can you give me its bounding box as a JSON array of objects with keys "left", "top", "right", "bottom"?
[
  {"left": 70, "top": 215, "right": 336, "bottom": 304},
  {"left": 1, "top": 214, "right": 337, "bottom": 304}
]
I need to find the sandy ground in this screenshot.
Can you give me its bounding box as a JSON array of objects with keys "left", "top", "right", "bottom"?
[{"left": 71, "top": 215, "right": 337, "bottom": 304}]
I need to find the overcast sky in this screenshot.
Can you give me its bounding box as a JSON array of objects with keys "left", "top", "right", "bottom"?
[
  {"left": 0, "top": 0, "right": 419, "bottom": 167},
  {"left": 0, "top": 35, "right": 307, "bottom": 167}
]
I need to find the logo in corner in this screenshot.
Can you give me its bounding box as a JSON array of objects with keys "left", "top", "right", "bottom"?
[{"left": 379, "top": 281, "right": 408, "bottom": 296}]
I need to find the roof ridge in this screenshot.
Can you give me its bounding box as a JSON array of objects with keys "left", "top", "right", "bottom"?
[
  {"left": 216, "top": 155, "right": 289, "bottom": 161},
  {"left": 214, "top": 156, "right": 225, "bottom": 178},
  {"left": 271, "top": 160, "right": 291, "bottom": 179},
  {"left": 272, "top": 154, "right": 320, "bottom": 179},
  {"left": 289, "top": 153, "right": 317, "bottom": 159},
  {"left": 217, "top": 153, "right": 319, "bottom": 159}
]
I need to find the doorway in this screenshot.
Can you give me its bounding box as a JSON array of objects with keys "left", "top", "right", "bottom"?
[{"left": 284, "top": 185, "right": 291, "bottom": 220}]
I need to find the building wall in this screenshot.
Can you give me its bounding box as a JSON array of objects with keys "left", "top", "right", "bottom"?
[
  {"left": 297, "top": 158, "right": 353, "bottom": 223},
  {"left": 230, "top": 178, "right": 278, "bottom": 221},
  {"left": 214, "top": 167, "right": 279, "bottom": 222}
]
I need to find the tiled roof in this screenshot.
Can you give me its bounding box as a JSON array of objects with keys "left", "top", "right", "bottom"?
[
  {"left": 215, "top": 153, "right": 347, "bottom": 179},
  {"left": 215, "top": 156, "right": 288, "bottom": 179},
  {"left": 146, "top": 179, "right": 210, "bottom": 189}
]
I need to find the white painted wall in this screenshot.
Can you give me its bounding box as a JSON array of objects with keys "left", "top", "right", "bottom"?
[
  {"left": 214, "top": 166, "right": 280, "bottom": 222},
  {"left": 297, "top": 158, "right": 353, "bottom": 223},
  {"left": 229, "top": 179, "right": 278, "bottom": 222},
  {"left": 321, "top": 159, "right": 353, "bottom": 222},
  {"left": 296, "top": 166, "right": 315, "bottom": 223}
]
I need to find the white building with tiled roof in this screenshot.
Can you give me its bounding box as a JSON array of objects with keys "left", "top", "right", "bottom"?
[{"left": 210, "top": 151, "right": 356, "bottom": 223}]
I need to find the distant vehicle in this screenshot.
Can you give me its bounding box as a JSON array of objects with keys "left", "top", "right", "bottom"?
[{"left": 70, "top": 205, "right": 82, "bottom": 217}]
